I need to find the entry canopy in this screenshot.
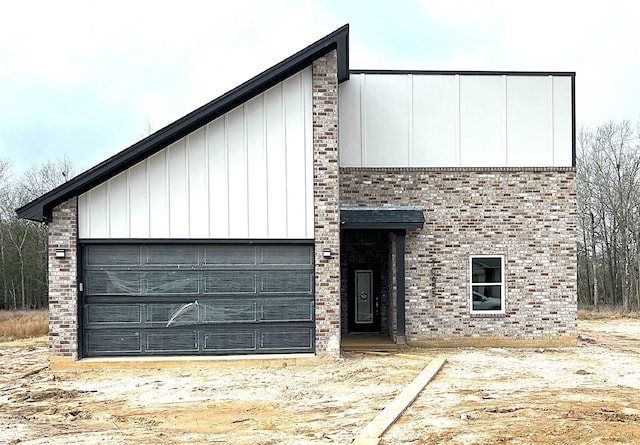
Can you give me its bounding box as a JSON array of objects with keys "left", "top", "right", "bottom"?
[{"left": 340, "top": 207, "right": 425, "bottom": 230}]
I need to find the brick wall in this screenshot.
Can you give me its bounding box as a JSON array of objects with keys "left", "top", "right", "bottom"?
[
  {"left": 48, "top": 197, "right": 79, "bottom": 358},
  {"left": 313, "top": 50, "right": 341, "bottom": 356},
  {"left": 340, "top": 167, "right": 577, "bottom": 345}
]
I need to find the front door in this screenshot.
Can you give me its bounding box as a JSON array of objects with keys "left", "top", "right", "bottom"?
[{"left": 348, "top": 265, "right": 381, "bottom": 332}]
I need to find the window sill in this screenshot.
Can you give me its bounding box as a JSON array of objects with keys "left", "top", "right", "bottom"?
[{"left": 470, "top": 312, "right": 506, "bottom": 318}]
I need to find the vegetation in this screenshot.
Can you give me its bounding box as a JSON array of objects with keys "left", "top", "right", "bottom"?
[
  {"left": 0, "top": 156, "right": 73, "bottom": 309},
  {"left": 577, "top": 120, "right": 640, "bottom": 312},
  {"left": 0, "top": 309, "right": 48, "bottom": 340}
]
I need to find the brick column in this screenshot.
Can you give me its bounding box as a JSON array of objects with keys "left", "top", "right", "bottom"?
[
  {"left": 48, "top": 197, "right": 78, "bottom": 359},
  {"left": 313, "top": 50, "right": 341, "bottom": 356}
]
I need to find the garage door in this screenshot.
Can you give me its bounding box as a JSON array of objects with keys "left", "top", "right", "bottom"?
[{"left": 80, "top": 243, "right": 315, "bottom": 357}]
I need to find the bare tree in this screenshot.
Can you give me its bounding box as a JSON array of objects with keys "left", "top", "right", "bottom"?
[{"left": 577, "top": 120, "right": 640, "bottom": 312}]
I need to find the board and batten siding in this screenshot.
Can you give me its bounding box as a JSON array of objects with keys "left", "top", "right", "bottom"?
[
  {"left": 79, "top": 68, "right": 313, "bottom": 239},
  {"left": 339, "top": 73, "right": 573, "bottom": 168}
]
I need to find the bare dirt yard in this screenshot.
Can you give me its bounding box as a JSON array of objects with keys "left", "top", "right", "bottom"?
[{"left": 1, "top": 319, "right": 639, "bottom": 444}]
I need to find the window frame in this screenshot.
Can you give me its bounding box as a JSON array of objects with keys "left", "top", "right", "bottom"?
[{"left": 469, "top": 255, "right": 506, "bottom": 315}]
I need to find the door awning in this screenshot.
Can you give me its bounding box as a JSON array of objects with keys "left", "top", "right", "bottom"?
[{"left": 340, "top": 207, "right": 425, "bottom": 230}]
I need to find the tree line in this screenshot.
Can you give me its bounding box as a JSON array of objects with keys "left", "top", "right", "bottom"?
[
  {"left": 0, "top": 157, "right": 73, "bottom": 310},
  {"left": 1, "top": 120, "right": 638, "bottom": 311},
  {"left": 577, "top": 120, "right": 640, "bottom": 311}
]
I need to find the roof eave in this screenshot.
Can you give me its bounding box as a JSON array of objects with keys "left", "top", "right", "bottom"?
[{"left": 16, "top": 24, "right": 350, "bottom": 222}]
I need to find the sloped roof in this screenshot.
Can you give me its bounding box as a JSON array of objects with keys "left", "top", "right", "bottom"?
[{"left": 17, "top": 25, "right": 349, "bottom": 222}]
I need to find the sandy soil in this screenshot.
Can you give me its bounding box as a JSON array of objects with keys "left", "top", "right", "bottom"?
[{"left": 1, "top": 319, "right": 639, "bottom": 444}]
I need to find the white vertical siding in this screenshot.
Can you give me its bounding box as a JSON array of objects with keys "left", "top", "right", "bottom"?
[
  {"left": 246, "top": 95, "right": 268, "bottom": 238},
  {"left": 339, "top": 72, "right": 574, "bottom": 168},
  {"left": 411, "top": 75, "right": 457, "bottom": 166},
  {"left": 552, "top": 76, "right": 574, "bottom": 166},
  {"left": 363, "top": 75, "right": 409, "bottom": 166},
  {"left": 107, "top": 172, "right": 128, "bottom": 238},
  {"left": 129, "top": 162, "right": 149, "bottom": 237},
  {"left": 187, "top": 128, "right": 208, "bottom": 238},
  {"left": 79, "top": 68, "right": 313, "bottom": 239},
  {"left": 459, "top": 76, "right": 506, "bottom": 166},
  {"left": 207, "top": 118, "right": 229, "bottom": 237}
]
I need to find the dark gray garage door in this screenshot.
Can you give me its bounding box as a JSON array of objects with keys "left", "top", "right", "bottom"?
[{"left": 80, "top": 243, "right": 314, "bottom": 357}]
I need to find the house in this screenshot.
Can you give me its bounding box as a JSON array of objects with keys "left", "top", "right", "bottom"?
[{"left": 17, "top": 25, "right": 577, "bottom": 362}]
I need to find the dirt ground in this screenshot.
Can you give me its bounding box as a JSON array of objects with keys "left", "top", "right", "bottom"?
[{"left": 1, "top": 319, "right": 639, "bottom": 445}]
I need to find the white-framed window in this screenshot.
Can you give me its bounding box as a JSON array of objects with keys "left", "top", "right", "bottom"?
[{"left": 470, "top": 255, "right": 505, "bottom": 314}]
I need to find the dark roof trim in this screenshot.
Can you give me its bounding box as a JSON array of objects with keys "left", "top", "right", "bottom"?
[
  {"left": 350, "top": 69, "right": 575, "bottom": 77},
  {"left": 17, "top": 25, "right": 350, "bottom": 222},
  {"left": 340, "top": 207, "right": 425, "bottom": 230}
]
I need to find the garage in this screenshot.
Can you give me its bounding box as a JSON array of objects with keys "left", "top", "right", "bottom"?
[{"left": 80, "top": 243, "right": 315, "bottom": 357}]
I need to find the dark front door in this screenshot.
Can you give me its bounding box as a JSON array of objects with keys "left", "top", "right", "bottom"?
[{"left": 348, "top": 264, "right": 381, "bottom": 332}]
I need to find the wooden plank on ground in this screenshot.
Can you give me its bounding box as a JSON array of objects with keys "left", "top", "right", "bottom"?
[{"left": 353, "top": 355, "right": 446, "bottom": 444}]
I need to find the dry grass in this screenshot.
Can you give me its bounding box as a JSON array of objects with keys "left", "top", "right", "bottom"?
[
  {"left": 0, "top": 309, "right": 48, "bottom": 341},
  {"left": 578, "top": 306, "right": 640, "bottom": 320}
]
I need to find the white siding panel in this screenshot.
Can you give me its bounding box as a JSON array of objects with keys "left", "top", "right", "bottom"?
[
  {"left": 108, "top": 172, "right": 128, "bottom": 237},
  {"left": 284, "top": 73, "right": 307, "bottom": 238},
  {"left": 553, "top": 76, "right": 573, "bottom": 166},
  {"left": 341, "top": 72, "right": 573, "bottom": 168},
  {"left": 265, "top": 85, "right": 288, "bottom": 238},
  {"left": 506, "top": 76, "right": 551, "bottom": 166},
  {"left": 207, "top": 118, "right": 229, "bottom": 238},
  {"left": 227, "top": 107, "right": 249, "bottom": 238},
  {"left": 187, "top": 128, "right": 209, "bottom": 238},
  {"left": 364, "top": 75, "right": 409, "bottom": 166},
  {"left": 168, "top": 141, "right": 189, "bottom": 237},
  {"left": 412, "top": 75, "right": 458, "bottom": 166},
  {"left": 338, "top": 75, "right": 362, "bottom": 167},
  {"left": 88, "top": 183, "right": 108, "bottom": 238},
  {"left": 78, "top": 68, "right": 313, "bottom": 239},
  {"left": 303, "top": 68, "right": 313, "bottom": 238},
  {"left": 246, "top": 95, "right": 268, "bottom": 238},
  {"left": 459, "top": 76, "right": 506, "bottom": 166},
  {"left": 78, "top": 193, "right": 88, "bottom": 238},
  {"left": 128, "top": 161, "right": 149, "bottom": 238},
  {"left": 148, "top": 151, "right": 169, "bottom": 237}
]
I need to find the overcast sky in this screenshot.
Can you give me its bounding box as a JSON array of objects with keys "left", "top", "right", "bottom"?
[{"left": 1, "top": 0, "right": 639, "bottom": 175}]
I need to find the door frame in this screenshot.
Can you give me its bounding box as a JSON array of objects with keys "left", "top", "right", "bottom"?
[{"left": 347, "top": 263, "right": 381, "bottom": 333}]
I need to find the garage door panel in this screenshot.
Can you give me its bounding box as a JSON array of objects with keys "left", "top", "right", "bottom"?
[
  {"left": 146, "top": 330, "right": 198, "bottom": 352},
  {"left": 82, "top": 243, "right": 314, "bottom": 357},
  {"left": 86, "top": 271, "right": 141, "bottom": 295},
  {"left": 203, "top": 330, "right": 257, "bottom": 352},
  {"left": 203, "top": 271, "right": 257, "bottom": 294},
  {"left": 260, "top": 271, "right": 313, "bottom": 294},
  {"left": 146, "top": 271, "right": 199, "bottom": 294},
  {"left": 86, "top": 245, "right": 142, "bottom": 266},
  {"left": 260, "top": 245, "right": 313, "bottom": 265},
  {"left": 260, "top": 328, "right": 314, "bottom": 350},
  {"left": 202, "top": 300, "right": 258, "bottom": 323},
  {"left": 146, "top": 245, "right": 199, "bottom": 265},
  {"left": 146, "top": 303, "right": 200, "bottom": 325},
  {"left": 86, "top": 304, "right": 142, "bottom": 325},
  {"left": 86, "top": 330, "right": 142, "bottom": 354},
  {"left": 204, "top": 245, "right": 257, "bottom": 265},
  {"left": 260, "top": 298, "right": 313, "bottom": 322}
]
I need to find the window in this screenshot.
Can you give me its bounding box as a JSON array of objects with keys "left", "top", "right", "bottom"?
[{"left": 470, "top": 256, "right": 505, "bottom": 314}]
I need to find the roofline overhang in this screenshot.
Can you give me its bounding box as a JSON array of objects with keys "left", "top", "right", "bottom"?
[
  {"left": 340, "top": 222, "right": 424, "bottom": 230},
  {"left": 17, "top": 24, "right": 350, "bottom": 222}
]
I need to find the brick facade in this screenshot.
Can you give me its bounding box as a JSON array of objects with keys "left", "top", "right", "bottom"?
[
  {"left": 340, "top": 167, "right": 577, "bottom": 346},
  {"left": 313, "top": 50, "right": 341, "bottom": 356},
  {"left": 48, "top": 197, "right": 79, "bottom": 358}
]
